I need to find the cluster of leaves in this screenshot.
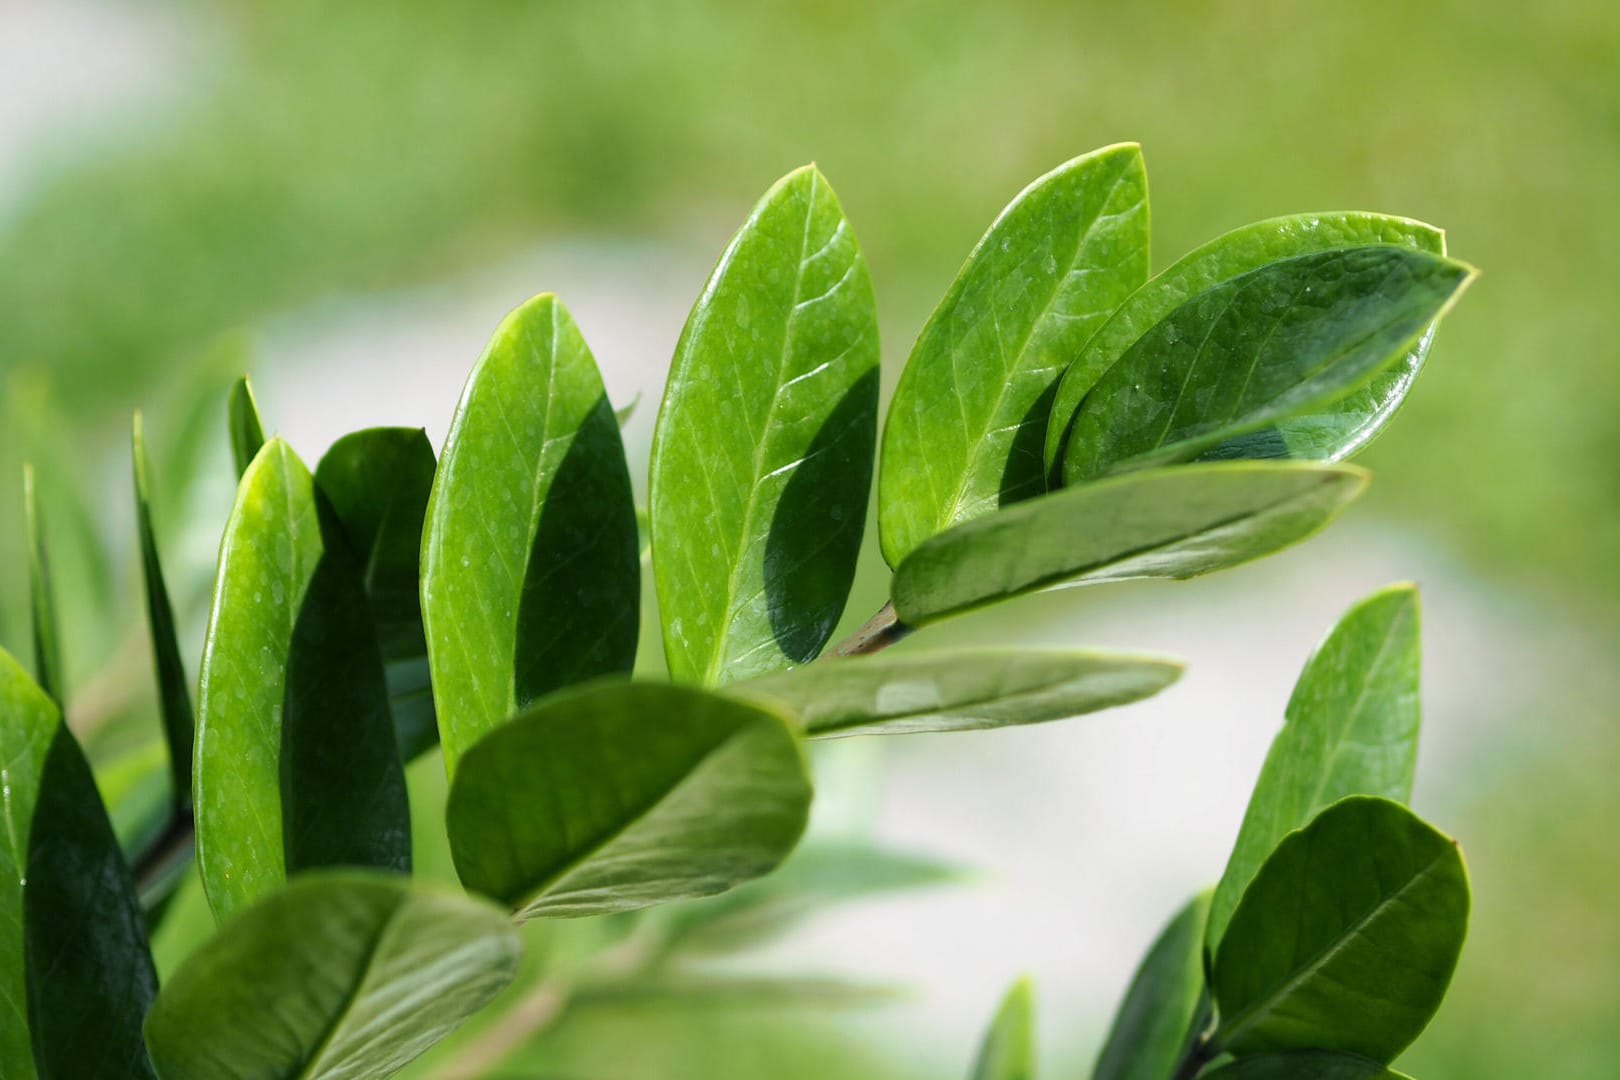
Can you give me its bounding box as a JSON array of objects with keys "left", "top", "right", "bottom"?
[{"left": 1, "top": 143, "right": 1473, "bottom": 1078}]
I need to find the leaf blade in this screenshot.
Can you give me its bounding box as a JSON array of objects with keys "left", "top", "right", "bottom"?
[
  {"left": 1199, "top": 1052, "right": 1412, "bottom": 1080},
  {"left": 971, "top": 977, "right": 1035, "bottom": 1080},
  {"left": 1093, "top": 891, "right": 1211, "bottom": 1080},
  {"left": 22, "top": 463, "right": 65, "bottom": 710},
  {"left": 227, "top": 374, "right": 267, "bottom": 480}
]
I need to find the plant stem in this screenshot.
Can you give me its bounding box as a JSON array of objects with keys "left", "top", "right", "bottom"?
[
  {"left": 826, "top": 601, "right": 913, "bottom": 658},
  {"left": 1169, "top": 1036, "right": 1216, "bottom": 1080},
  {"left": 133, "top": 809, "right": 194, "bottom": 903}
]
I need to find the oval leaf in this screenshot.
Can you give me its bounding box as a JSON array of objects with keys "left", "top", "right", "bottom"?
[
  {"left": 316, "top": 426, "right": 439, "bottom": 761},
  {"left": 1062, "top": 246, "right": 1473, "bottom": 483},
  {"left": 891, "top": 461, "right": 1368, "bottom": 627},
  {"left": 195, "top": 438, "right": 409, "bottom": 922},
  {"left": 650, "top": 164, "right": 880, "bottom": 685},
  {"left": 737, "top": 647, "right": 1180, "bottom": 737},
  {"left": 447, "top": 681, "right": 812, "bottom": 920},
  {"left": 227, "top": 374, "right": 267, "bottom": 480},
  {"left": 1094, "top": 891, "right": 1210, "bottom": 1080},
  {"left": 1044, "top": 213, "right": 1447, "bottom": 478},
  {"left": 23, "top": 463, "right": 65, "bottom": 710},
  {"left": 1200, "top": 1052, "right": 1412, "bottom": 1080},
  {"left": 1212, "top": 796, "right": 1469, "bottom": 1061},
  {"left": 879, "top": 145, "right": 1149, "bottom": 565},
  {"left": 1, "top": 648, "right": 157, "bottom": 1079},
  {"left": 422, "top": 293, "right": 640, "bottom": 774},
  {"left": 1208, "top": 584, "right": 1420, "bottom": 952},
  {"left": 143, "top": 871, "right": 520, "bottom": 1080},
  {"left": 971, "top": 977, "right": 1035, "bottom": 1080}
]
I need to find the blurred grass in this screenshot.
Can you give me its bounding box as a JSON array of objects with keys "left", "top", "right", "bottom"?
[{"left": 1, "top": 0, "right": 1616, "bottom": 1074}]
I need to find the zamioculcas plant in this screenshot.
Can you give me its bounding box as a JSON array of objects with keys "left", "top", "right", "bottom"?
[{"left": 1, "top": 143, "right": 1475, "bottom": 1079}]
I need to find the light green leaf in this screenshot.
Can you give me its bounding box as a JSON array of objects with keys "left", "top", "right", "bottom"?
[
  {"left": 650, "top": 164, "right": 879, "bottom": 685},
  {"left": 1045, "top": 213, "right": 1448, "bottom": 479},
  {"left": 132, "top": 413, "right": 195, "bottom": 805},
  {"left": 615, "top": 390, "right": 642, "bottom": 428},
  {"left": 1, "top": 647, "right": 157, "bottom": 1079},
  {"left": 316, "top": 426, "right": 439, "bottom": 761},
  {"left": 1199, "top": 1052, "right": 1412, "bottom": 1080},
  {"left": 446, "top": 681, "right": 812, "bottom": 920},
  {"left": 1211, "top": 796, "right": 1469, "bottom": 1061},
  {"left": 1207, "top": 584, "right": 1421, "bottom": 952},
  {"left": 1061, "top": 246, "right": 1474, "bottom": 483},
  {"left": 891, "top": 461, "right": 1367, "bottom": 627},
  {"left": 421, "top": 293, "right": 640, "bottom": 774},
  {"left": 143, "top": 871, "right": 521, "bottom": 1080},
  {"left": 195, "top": 438, "right": 409, "bottom": 922},
  {"left": 878, "top": 145, "right": 1149, "bottom": 565},
  {"left": 227, "top": 374, "right": 267, "bottom": 480},
  {"left": 23, "top": 463, "right": 65, "bottom": 710},
  {"left": 737, "top": 648, "right": 1181, "bottom": 737},
  {"left": 971, "top": 977, "right": 1035, "bottom": 1080},
  {"left": 1094, "top": 890, "right": 1210, "bottom": 1080}
]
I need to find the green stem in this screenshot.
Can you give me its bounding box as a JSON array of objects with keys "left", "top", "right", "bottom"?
[{"left": 1169, "top": 1036, "right": 1216, "bottom": 1080}]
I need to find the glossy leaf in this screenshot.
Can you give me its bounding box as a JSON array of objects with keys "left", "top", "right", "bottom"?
[
  {"left": 971, "top": 977, "right": 1035, "bottom": 1080},
  {"left": 1200, "top": 1052, "right": 1411, "bottom": 1080},
  {"left": 1, "top": 647, "right": 157, "bottom": 1079},
  {"left": 879, "top": 145, "right": 1149, "bottom": 565},
  {"left": 227, "top": 374, "right": 267, "bottom": 479},
  {"left": 316, "top": 426, "right": 439, "bottom": 761},
  {"left": 1044, "top": 213, "right": 1448, "bottom": 478},
  {"left": 1212, "top": 796, "right": 1469, "bottom": 1061},
  {"left": 131, "top": 413, "right": 196, "bottom": 805},
  {"left": 891, "top": 461, "right": 1367, "bottom": 627},
  {"left": 1094, "top": 890, "right": 1210, "bottom": 1080},
  {"left": 195, "top": 438, "right": 409, "bottom": 922},
  {"left": 143, "top": 871, "right": 520, "bottom": 1080},
  {"left": 737, "top": 647, "right": 1181, "bottom": 737},
  {"left": 447, "top": 681, "right": 812, "bottom": 920},
  {"left": 23, "top": 463, "right": 65, "bottom": 709},
  {"left": 422, "top": 293, "right": 640, "bottom": 774},
  {"left": 1061, "top": 246, "right": 1473, "bottom": 483},
  {"left": 1208, "top": 584, "right": 1420, "bottom": 951},
  {"left": 650, "top": 164, "right": 880, "bottom": 685}
]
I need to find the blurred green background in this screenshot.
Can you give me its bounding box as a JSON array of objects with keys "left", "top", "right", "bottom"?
[{"left": 2, "top": 1, "right": 1615, "bottom": 1076}]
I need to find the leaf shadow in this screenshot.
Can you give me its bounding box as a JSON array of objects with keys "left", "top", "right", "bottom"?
[{"left": 998, "top": 379, "right": 1060, "bottom": 508}]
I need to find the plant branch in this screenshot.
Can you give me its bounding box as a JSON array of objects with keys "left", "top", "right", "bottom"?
[{"left": 826, "top": 601, "right": 913, "bottom": 658}]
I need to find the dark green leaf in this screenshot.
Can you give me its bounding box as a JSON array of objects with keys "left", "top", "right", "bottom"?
[
  {"left": 1211, "top": 796, "right": 1469, "bottom": 1061},
  {"left": 891, "top": 461, "right": 1367, "bottom": 627},
  {"left": 737, "top": 648, "right": 1180, "bottom": 737},
  {"left": 1207, "top": 584, "right": 1421, "bottom": 952},
  {"left": 195, "top": 438, "right": 409, "bottom": 922},
  {"left": 1199, "top": 1052, "right": 1411, "bottom": 1080},
  {"left": 143, "top": 871, "right": 520, "bottom": 1080},
  {"left": 227, "top": 374, "right": 267, "bottom": 479},
  {"left": 650, "top": 164, "right": 879, "bottom": 685},
  {"left": 1062, "top": 247, "right": 1473, "bottom": 483},
  {"left": 421, "top": 293, "right": 640, "bottom": 773},
  {"left": 447, "top": 681, "right": 812, "bottom": 920},
  {"left": 971, "top": 977, "right": 1035, "bottom": 1080},
  {"left": 879, "top": 145, "right": 1149, "bottom": 565},
  {"left": 1, "top": 647, "right": 157, "bottom": 1079},
  {"left": 23, "top": 463, "right": 65, "bottom": 710},
  {"left": 316, "top": 426, "right": 439, "bottom": 761},
  {"left": 1044, "top": 213, "right": 1448, "bottom": 478},
  {"left": 131, "top": 413, "right": 195, "bottom": 805},
  {"left": 1094, "top": 890, "right": 1210, "bottom": 1080}
]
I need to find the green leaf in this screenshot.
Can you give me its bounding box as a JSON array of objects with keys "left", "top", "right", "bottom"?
[
  {"left": 22, "top": 463, "right": 65, "bottom": 710},
  {"left": 1207, "top": 584, "right": 1421, "bottom": 952},
  {"left": 421, "top": 293, "right": 640, "bottom": 774},
  {"left": 878, "top": 145, "right": 1149, "bottom": 565},
  {"left": 227, "top": 374, "right": 267, "bottom": 479},
  {"left": 1, "top": 647, "right": 157, "bottom": 1079},
  {"left": 736, "top": 648, "right": 1181, "bottom": 738},
  {"left": 615, "top": 390, "right": 642, "bottom": 428},
  {"left": 1211, "top": 796, "right": 1469, "bottom": 1061},
  {"left": 195, "top": 437, "right": 409, "bottom": 922},
  {"left": 131, "top": 413, "right": 196, "bottom": 806},
  {"left": 1093, "top": 890, "right": 1211, "bottom": 1080},
  {"left": 891, "top": 461, "right": 1367, "bottom": 627},
  {"left": 650, "top": 164, "right": 880, "bottom": 685},
  {"left": 1061, "top": 246, "right": 1474, "bottom": 483},
  {"left": 1199, "top": 1052, "right": 1412, "bottom": 1080},
  {"left": 446, "top": 681, "right": 812, "bottom": 920},
  {"left": 143, "top": 871, "right": 521, "bottom": 1080},
  {"left": 971, "top": 977, "right": 1035, "bottom": 1080},
  {"left": 1044, "top": 213, "right": 1449, "bottom": 478},
  {"left": 315, "top": 426, "right": 439, "bottom": 761}
]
